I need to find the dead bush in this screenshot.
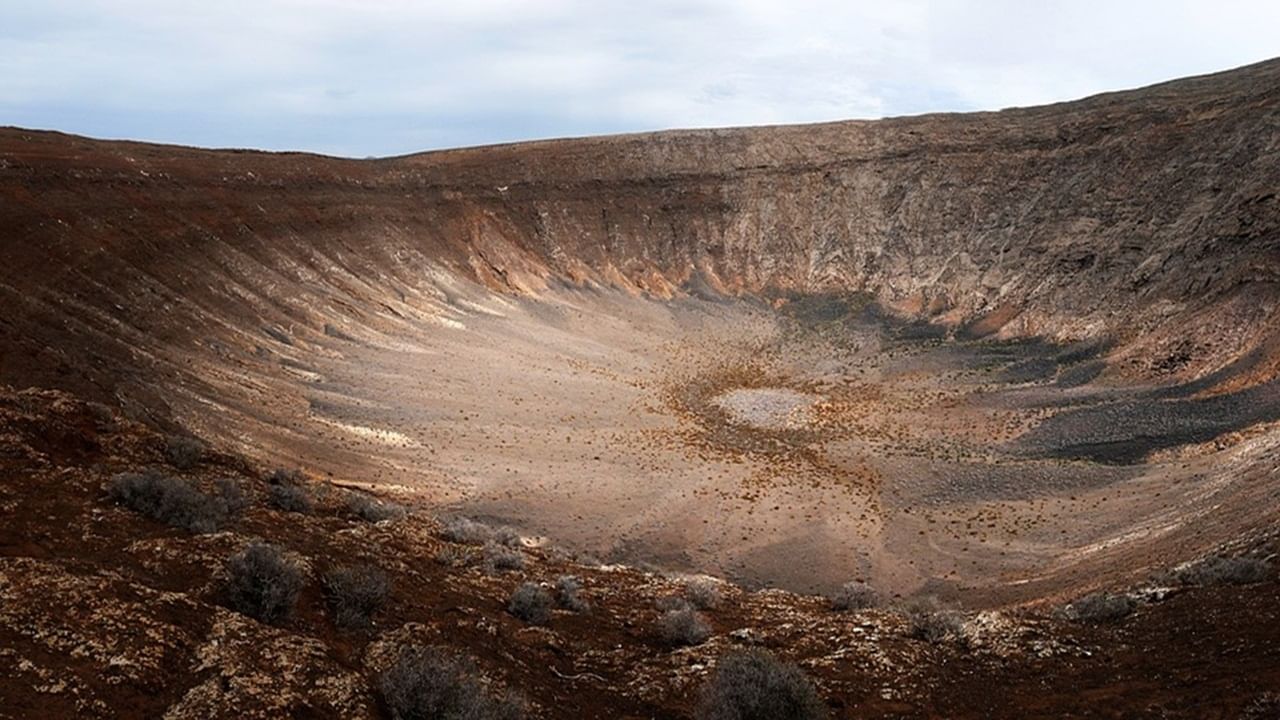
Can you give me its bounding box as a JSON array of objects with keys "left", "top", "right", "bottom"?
[
  {"left": 344, "top": 491, "right": 405, "bottom": 523},
  {"left": 86, "top": 401, "right": 118, "bottom": 432},
  {"left": 267, "top": 468, "right": 306, "bottom": 485},
  {"left": 434, "top": 546, "right": 478, "bottom": 568},
  {"left": 1060, "top": 592, "right": 1134, "bottom": 623},
  {"left": 1241, "top": 692, "right": 1280, "bottom": 720},
  {"left": 1173, "top": 555, "right": 1270, "bottom": 586},
  {"left": 900, "top": 599, "right": 966, "bottom": 643},
  {"left": 438, "top": 516, "right": 518, "bottom": 546},
  {"left": 214, "top": 477, "right": 248, "bottom": 513},
  {"left": 656, "top": 595, "right": 693, "bottom": 612},
  {"left": 484, "top": 542, "right": 526, "bottom": 573},
  {"left": 555, "top": 575, "right": 589, "bottom": 612},
  {"left": 492, "top": 525, "right": 521, "bottom": 546}
]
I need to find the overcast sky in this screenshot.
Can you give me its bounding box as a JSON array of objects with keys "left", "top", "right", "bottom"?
[{"left": 2, "top": 1, "right": 1278, "bottom": 157}]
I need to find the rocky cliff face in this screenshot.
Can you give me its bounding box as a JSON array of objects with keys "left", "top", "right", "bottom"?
[{"left": 2, "top": 59, "right": 1279, "bottom": 404}]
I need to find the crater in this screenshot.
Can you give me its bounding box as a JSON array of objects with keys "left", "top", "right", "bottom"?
[{"left": 2, "top": 59, "right": 1279, "bottom": 613}]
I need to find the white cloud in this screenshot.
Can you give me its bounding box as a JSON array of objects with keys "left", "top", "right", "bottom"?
[{"left": 1, "top": 0, "right": 1277, "bottom": 155}]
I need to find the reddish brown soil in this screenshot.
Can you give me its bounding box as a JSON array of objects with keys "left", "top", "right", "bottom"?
[{"left": 0, "top": 389, "right": 1276, "bottom": 719}]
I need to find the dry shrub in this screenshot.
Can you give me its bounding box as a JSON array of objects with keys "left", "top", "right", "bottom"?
[
  {"left": 225, "top": 542, "right": 304, "bottom": 624},
  {"left": 109, "top": 470, "right": 238, "bottom": 533},
  {"left": 660, "top": 607, "right": 711, "bottom": 647},
  {"left": 380, "top": 645, "right": 526, "bottom": 720},
  {"left": 324, "top": 564, "right": 391, "bottom": 630},
  {"left": 698, "top": 649, "right": 826, "bottom": 720},
  {"left": 829, "top": 581, "right": 878, "bottom": 612},
  {"left": 684, "top": 577, "right": 723, "bottom": 610},
  {"left": 268, "top": 483, "right": 314, "bottom": 514},
  {"left": 508, "top": 582, "right": 553, "bottom": 625},
  {"left": 1060, "top": 592, "right": 1134, "bottom": 623},
  {"left": 164, "top": 435, "right": 206, "bottom": 470}
]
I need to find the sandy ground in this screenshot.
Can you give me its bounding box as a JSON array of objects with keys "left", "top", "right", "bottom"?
[{"left": 180, "top": 283, "right": 1279, "bottom": 604}]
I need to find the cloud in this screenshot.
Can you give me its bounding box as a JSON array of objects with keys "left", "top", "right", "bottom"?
[{"left": 1, "top": 1, "right": 1277, "bottom": 156}]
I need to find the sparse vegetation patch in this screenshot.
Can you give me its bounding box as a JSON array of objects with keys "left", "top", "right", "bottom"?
[
  {"left": 108, "top": 470, "right": 238, "bottom": 533},
  {"left": 1173, "top": 555, "right": 1271, "bottom": 586}
]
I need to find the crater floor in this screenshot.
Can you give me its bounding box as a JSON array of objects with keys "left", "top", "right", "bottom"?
[{"left": 218, "top": 285, "right": 1279, "bottom": 604}]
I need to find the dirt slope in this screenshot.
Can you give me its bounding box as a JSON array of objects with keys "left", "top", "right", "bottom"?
[{"left": 0, "top": 388, "right": 1276, "bottom": 719}]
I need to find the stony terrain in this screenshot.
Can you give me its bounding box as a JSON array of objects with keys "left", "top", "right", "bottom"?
[
  {"left": 0, "top": 388, "right": 1276, "bottom": 718},
  {"left": 1, "top": 58, "right": 1279, "bottom": 717}
]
